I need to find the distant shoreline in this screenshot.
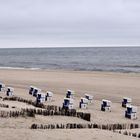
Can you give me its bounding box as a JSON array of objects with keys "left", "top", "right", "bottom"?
[{"left": 0, "top": 66, "right": 140, "bottom": 75}]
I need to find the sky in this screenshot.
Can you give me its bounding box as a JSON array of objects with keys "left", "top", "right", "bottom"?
[{"left": 0, "top": 0, "right": 140, "bottom": 48}]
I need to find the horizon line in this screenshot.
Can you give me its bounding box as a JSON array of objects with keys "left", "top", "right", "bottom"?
[{"left": 0, "top": 45, "right": 140, "bottom": 49}]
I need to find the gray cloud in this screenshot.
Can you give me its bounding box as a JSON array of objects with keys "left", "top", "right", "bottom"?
[{"left": 0, "top": 0, "right": 140, "bottom": 48}]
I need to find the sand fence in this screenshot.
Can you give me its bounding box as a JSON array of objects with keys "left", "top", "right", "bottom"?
[
  {"left": 30, "top": 123, "right": 139, "bottom": 130},
  {"left": 30, "top": 123, "right": 140, "bottom": 139},
  {"left": 0, "top": 96, "right": 91, "bottom": 121}
]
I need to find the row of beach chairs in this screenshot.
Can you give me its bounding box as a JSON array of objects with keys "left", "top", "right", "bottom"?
[
  {"left": 0, "top": 83, "right": 14, "bottom": 97},
  {"left": 62, "top": 90, "right": 138, "bottom": 120},
  {"left": 29, "top": 86, "right": 53, "bottom": 103},
  {"left": 0, "top": 83, "right": 138, "bottom": 120}
]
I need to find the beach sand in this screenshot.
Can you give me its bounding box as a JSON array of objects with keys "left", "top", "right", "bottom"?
[{"left": 0, "top": 69, "right": 140, "bottom": 140}]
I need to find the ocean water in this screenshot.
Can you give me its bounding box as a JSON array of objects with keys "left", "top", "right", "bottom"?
[{"left": 0, "top": 47, "right": 140, "bottom": 73}]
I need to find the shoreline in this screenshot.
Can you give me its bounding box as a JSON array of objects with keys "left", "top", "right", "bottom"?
[{"left": 0, "top": 66, "right": 140, "bottom": 76}]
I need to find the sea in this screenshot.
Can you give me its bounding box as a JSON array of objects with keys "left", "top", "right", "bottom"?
[{"left": 0, "top": 47, "right": 140, "bottom": 73}]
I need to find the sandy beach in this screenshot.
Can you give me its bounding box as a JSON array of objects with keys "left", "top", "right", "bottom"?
[
  {"left": 1, "top": 0, "right": 140, "bottom": 139},
  {"left": 0, "top": 68, "right": 140, "bottom": 140}
]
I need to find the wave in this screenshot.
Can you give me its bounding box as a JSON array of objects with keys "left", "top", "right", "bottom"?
[
  {"left": 71, "top": 67, "right": 139, "bottom": 73},
  {"left": 0, "top": 67, "right": 25, "bottom": 70},
  {"left": 123, "top": 65, "right": 140, "bottom": 68},
  {"left": 0, "top": 66, "right": 41, "bottom": 71},
  {"left": 0, "top": 66, "right": 139, "bottom": 73}
]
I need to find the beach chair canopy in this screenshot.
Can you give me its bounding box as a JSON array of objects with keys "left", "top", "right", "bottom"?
[
  {"left": 0, "top": 83, "right": 5, "bottom": 88},
  {"left": 102, "top": 99, "right": 111, "bottom": 106},
  {"left": 37, "top": 92, "right": 46, "bottom": 98},
  {"left": 80, "top": 97, "right": 89, "bottom": 104},
  {"left": 7, "top": 87, "right": 14, "bottom": 92},
  {"left": 67, "top": 90, "right": 75, "bottom": 95},
  {"left": 85, "top": 94, "right": 93, "bottom": 100},
  {"left": 126, "top": 105, "right": 137, "bottom": 113},
  {"left": 123, "top": 97, "right": 132, "bottom": 103},
  {"left": 33, "top": 87, "right": 41, "bottom": 93},
  {"left": 46, "top": 91, "right": 53, "bottom": 97}
]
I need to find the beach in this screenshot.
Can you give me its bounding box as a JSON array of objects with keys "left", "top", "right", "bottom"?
[
  {"left": 0, "top": 68, "right": 140, "bottom": 139},
  {"left": 1, "top": 0, "right": 140, "bottom": 138},
  {"left": 1, "top": 68, "right": 140, "bottom": 104}
]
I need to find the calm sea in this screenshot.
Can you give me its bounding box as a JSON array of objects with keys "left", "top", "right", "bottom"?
[{"left": 0, "top": 47, "right": 140, "bottom": 73}]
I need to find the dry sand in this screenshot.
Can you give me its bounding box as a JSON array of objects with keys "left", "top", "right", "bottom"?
[{"left": 0, "top": 69, "right": 140, "bottom": 140}]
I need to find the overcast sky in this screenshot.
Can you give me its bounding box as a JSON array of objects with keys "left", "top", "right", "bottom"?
[{"left": 0, "top": 0, "right": 140, "bottom": 48}]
